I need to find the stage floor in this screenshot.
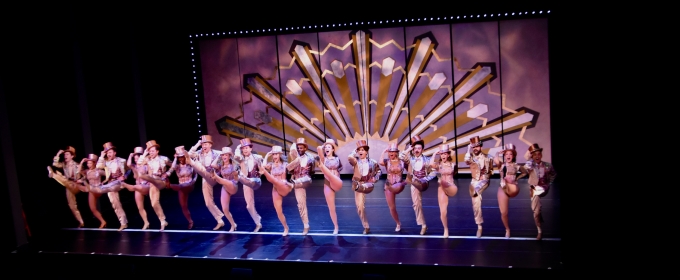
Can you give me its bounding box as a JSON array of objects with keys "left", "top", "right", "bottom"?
[{"left": 15, "top": 175, "right": 562, "bottom": 276}]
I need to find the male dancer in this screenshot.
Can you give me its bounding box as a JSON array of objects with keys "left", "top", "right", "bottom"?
[
  {"left": 47, "top": 146, "right": 85, "bottom": 227},
  {"left": 96, "top": 142, "right": 128, "bottom": 231},
  {"left": 287, "top": 138, "right": 315, "bottom": 235},
  {"left": 523, "top": 143, "right": 556, "bottom": 240},
  {"left": 233, "top": 138, "right": 263, "bottom": 232},
  {"left": 348, "top": 139, "right": 382, "bottom": 234},
  {"left": 399, "top": 135, "right": 436, "bottom": 235},
  {"left": 464, "top": 136, "right": 494, "bottom": 237},
  {"left": 187, "top": 135, "right": 226, "bottom": 230},
  {"left": 136, "top": 140, "right": 171, "bottom": 230}
]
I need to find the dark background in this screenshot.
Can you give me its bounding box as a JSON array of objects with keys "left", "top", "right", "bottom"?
[{"left": 1, "top": 3, "right": 582, "bottom": 270}]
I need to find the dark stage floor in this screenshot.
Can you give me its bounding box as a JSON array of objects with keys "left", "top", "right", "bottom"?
[{"left": 12, "top": 175, "right": 562, "bottom": 277}]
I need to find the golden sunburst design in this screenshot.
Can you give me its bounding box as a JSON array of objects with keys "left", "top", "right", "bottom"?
[{"left": 211, "top": 27, "right": 543, "bottom": 174}]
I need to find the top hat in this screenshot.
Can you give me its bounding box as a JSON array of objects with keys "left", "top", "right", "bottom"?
[
  {"left": 200, "top": 135, "right": 213, "bottom": 144},
  {"left": 386, "top": 142, "right": 399, "bottom": 152},
  {"left": 146, "top": 140, "right": 160, "bottom": 150},
  {"left": 133, "top": 147, "right": 144, "bottom": 154},
  {"left": 355, "top": 139, "right": 369, "bottom": 151},
  {"left": 269, "top": 145, "right": 283, "bottom": 154},
  {"left": 103, "top": 142, "right": 116, "bottom": 152},
  {"left": 469, "top": 136, "right": 482, "bottom": 147},
  {"left": 528, "top": 143, "right": 543, "bottom": 154},
  {"left": 240, "top": 138, "right": 253, "bottom": 147},
  {"left": 322, "top": 139, "right": 338, "bottom": 151},
  {"left": 221, "top": 147, "right": 233, "bottom": 155},
  {"left": 295, "top": 138, "right": 308, "bottom": 148},
  {"left": 64, "top": 146, "right": 76, "bottom": 156},
  {"left": 85, "top": 154, "right": 98, "bottom": 162},
  {"left": 174, "top": 146, "right": 186, "bottom": 157},
  {"left": 501, "top": 143, "right": 517, "bottom": 157},
  {"left": 410, "top": 135, "right": 424, "bottom": 147},
  {"left": 437, "top": 144, "right": 451, "bottom": 154}
]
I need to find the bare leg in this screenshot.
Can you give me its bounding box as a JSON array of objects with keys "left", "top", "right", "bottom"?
[
  {"left": 324, "top": 185, "right": 339, "bottom": 234},
  {"left": 497, "top": 187, "right": 510, "bottom": 238},
  {"left": 212, "top": 171, "right": 238, "bottom": 195},
  {"left": 135, "top": 191, "right": 149, "bottom": 230},
  {"left": 260, "top": 167, "right": 292, "bottom": 197},
  {"left": 316, "top": 146, "right": 343, "bottom": 191},
  {"left": 504, "top": 181, "right": 520, "bottom": 198},
  {"left": 220, "top": 187, "right": 236, "bottom": 232},
  {"left": 179, "top": 189, "right": 193, "bottom": 229},
  {"left": 384, "top": 188, "right": 401, "bottom": 231},
  {"left": 122, "top": 182, "right": 150, "bottom": 195},
  {"left": 88, "top": 193, "right": 106, "bottom": 228},
  {"left": 272, "top": 188, "right": 289, "bottom": 236},
  {"left": 438, "top": 186, "right": 449, "bottom": 237},
  {"left": 139, "top": 174, "right": 168, "bottom": 190}
]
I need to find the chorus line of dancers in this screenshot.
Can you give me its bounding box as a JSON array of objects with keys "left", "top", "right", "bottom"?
[{"left": 47, "top": 134, "right": 556, "bottom": 240}]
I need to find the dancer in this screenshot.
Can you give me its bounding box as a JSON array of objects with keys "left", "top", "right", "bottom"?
[
  {"left": 259, "top": 145, "right": 293, "bottom": 236},
  {"left": 493, "top": 143, "right": 527, "bottom": 238},
  {"left": 122, "top": 147, "right": 152, "bottom": 229},
  {"left": 399, "top": 135, "right": 436, "bottom": 235},
  {"left": 315, "top": 139, "right": 343, "bottom": 235},
  {"left": 347, "top": 140, "right": 381, "bottom": 234},
  {"left": 523, "top": 143, "right": 556, "bottom": 240},
  {"left": 206, "top": 147, "right": 239, "bottom": 232},
  {"left": 187, "top": 135, "right": 226, "bottom": 230},
  {"left": 378, "top": 142, "right": 406, "bottom": 232},
  {"left": 429, "top": 144, "right": 459, "bottom": 237},
  {"left": 95, "top": 142, "right": 128, "bottom": 231},
  {"left": 155, "top": 146, "right": 197, "bottom": 229},
  {"left": 233, "top": 138, "right": 263, "bottom": 232},
  {"left": 135, "top": 140, "right": 171, "bottom": 230},
  {"left": 77, "top": 154, "right": 109, "bottom": 229},
  {"left": 47, "top": 146, "right": 85, "bottom": 227},
  {"left": 287, "top": 138, "right": 315, "bottom": 235},
  {"left": 464, "top": 136, "right": 494, "bottom": 238}
]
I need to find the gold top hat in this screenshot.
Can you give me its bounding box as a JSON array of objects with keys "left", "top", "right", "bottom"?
[
  {"left": 387, "top": 142, "right": 399, "bottom": 152},
  {"left": 355, "top": 139, "right": 369, "bottom": 151},
  {"left": 323, "top": 139, "right": 337, "bottom": 151},
  {"left": 437, "top": 144, "right": 451, "bottom": 154},
  {"left": 174, "top": 146, "right": 186, "bottom": 157},
  {"left": 133, "top": 147, "right": 144, "bottom": 154},
  {"left": 501, "top": 143, "right": 517, "bottom": 157},
  {"left": 85, "top": 154, "right": 98, "bottom": 162},
  {"left": 64, "top": 146, "right": 76, "bottom": 156},
  {"left": 469, "top": 136, "right": 482, "bottom": 147},
  {"left": 240, "top": 138, "right": 253, "bottom": 147},
  {"left": 103, "top": 142, "right": 116, "bottom": 152},
  {"left": 146, "top": 140, "right": 160, "bottom": 150},
  {"left": 221, "top": 147, "right": 233, "bottom": 155},
  {"left": 270, "top": 145, "right": 283, "bottom": 154},
  {"left": 528, "top": 143, "right": 543, "bottom": 154},
  {"left": 295, "top": 138, "right": 308, "bottom": 148},
  {"left": 200, "top": 135, "right": 213, "bottom": 144},
  {"left": 410, "top": 135, "right": 424, "bottom": 147}
]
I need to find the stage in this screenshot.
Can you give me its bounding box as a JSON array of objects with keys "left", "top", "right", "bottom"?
[{"left": 10, "top": 175, "right": 563, "bottom": 277}]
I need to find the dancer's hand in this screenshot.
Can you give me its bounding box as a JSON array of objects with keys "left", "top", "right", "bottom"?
[
  {"left": 100, "top": 150, "right": 106, "bottom": 157},
  {"left": 57, "top": 150, "right": 64, "bottom": 155},
  {"left": 161, "top": 173, "right": 168, "bottom": 179}
]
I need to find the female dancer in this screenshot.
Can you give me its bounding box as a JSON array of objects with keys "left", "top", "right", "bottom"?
[
  {"left": 258, "top": 145, "right": 293, "bottom": 236},
  {"left": 378, "top": 142, "right": 406, "bottom": 232},
  {"left": 314, "top": 139, "right": 343, "bottom": 235},
  {"left": 76, "top": 154, "right": 108, "bottom": 229},
  {"left": 206, "top": 147, "right": 239, "bottom": 232},
  {"left": 429, "top": 144, "right": 459, "bottom": 237},
  {"left": 148, "top": 146, "right": 197, "bottom": 229},
  {"left": 493, "top": 143, "right": 527, "bottom": 238},
  {"left": 121, "top": 147, "right": 152, "bottom": 229},
  {"left": 133, "top": 140, "right": 171, "bottom": 231}
]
